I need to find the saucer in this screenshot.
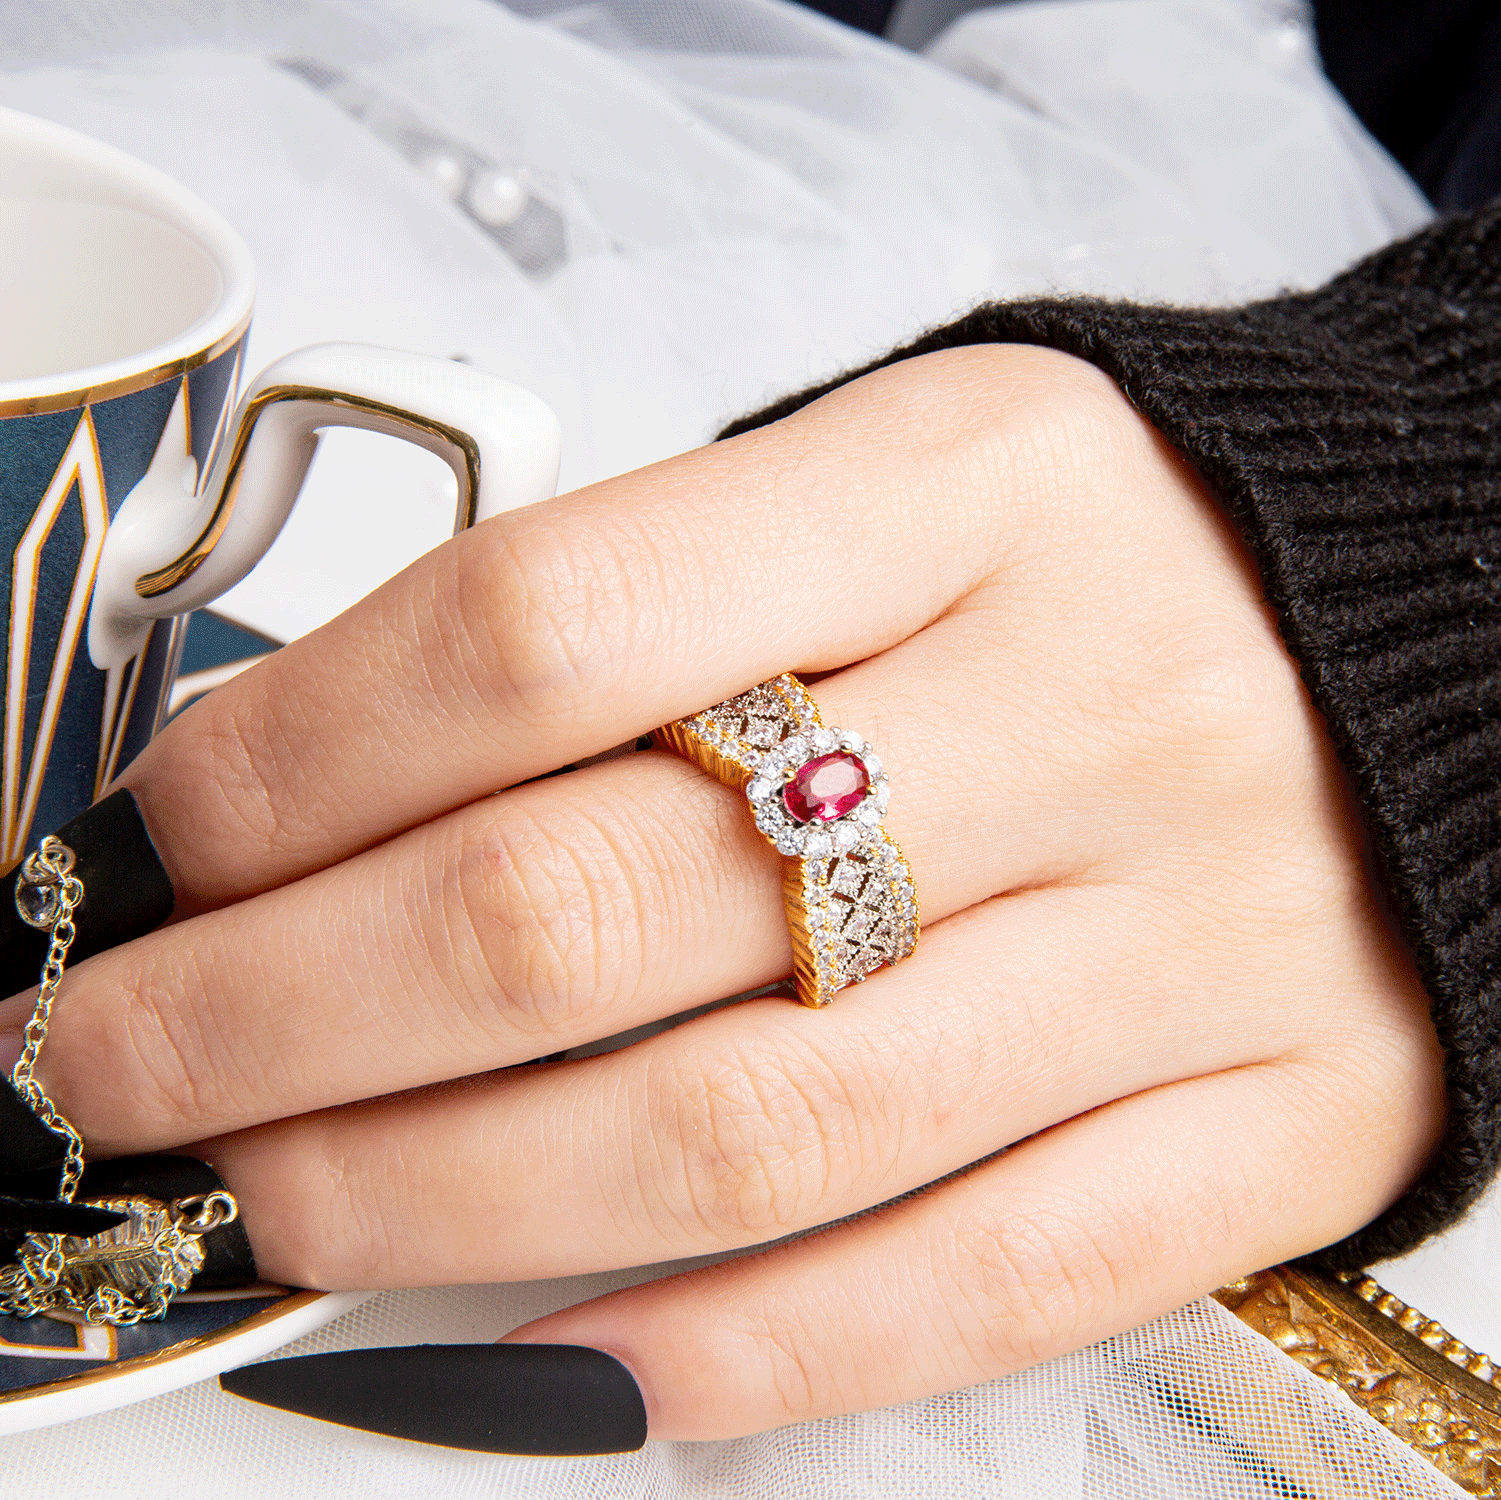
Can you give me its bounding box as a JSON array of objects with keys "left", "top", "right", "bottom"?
[{"left": 0, "top": 1285, "right": 368, "bottom": 1435}]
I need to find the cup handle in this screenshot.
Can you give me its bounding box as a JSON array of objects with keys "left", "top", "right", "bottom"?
[{"left": 87, "top": 343, "right": 562, "bottom": 670}]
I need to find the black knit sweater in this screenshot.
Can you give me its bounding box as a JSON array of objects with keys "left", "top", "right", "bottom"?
[{"left": 723, "top": 203, "right": 1501, "bottom": 1270}]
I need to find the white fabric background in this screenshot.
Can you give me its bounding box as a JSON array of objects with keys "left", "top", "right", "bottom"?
[
  {"left": 0, "top": 0, "right": 1427, "bottom": 642},
  {"left": 0, "top": 1283, "right": 1468, "bottom": 1499},
  {"left": 0, "top": 0, "right": 1472, "bottom": 1494}
]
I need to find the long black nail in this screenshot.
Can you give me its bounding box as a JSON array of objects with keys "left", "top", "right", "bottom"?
[
  {"left": 0, "top": 1077, "right": 71, "bottom": 1173},
  {"left": 219, "top": 1344, "right": 648, "bottom": 1455},
  {"left": 0, "top": 789, "right": 175, "bottom": 998},
  {"left": 0, "top": 1195, "right": 126, "bottom": 1236}
]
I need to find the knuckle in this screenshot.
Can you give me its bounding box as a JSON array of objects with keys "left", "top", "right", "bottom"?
[
  {"left": 941, "top": 1197, "right": 1126, "bottom": 1371},
  {"left": 1090, "top": 623, "right": 1304, "bottom": 802},
  {"left": 747, "top": 1313, "right": 827, "bottom": 1425},
  {"left": 661, "top": 1040, "right": 854, "bottom": 1244},
  {"left": 452, "top": 515, "right": 662, "bottom": 727},
  {"left": 69, "top": 953, "right": 228, "bottom": 1146},
  {"left": 259, "top": 1130, "right": 399, "bottom": 1290},
  {"left": 185, "top": 693, "right": 312, "bottom": 865},
  {"left": 451, "top": 800, "right": 647, "bottom": 1039}
]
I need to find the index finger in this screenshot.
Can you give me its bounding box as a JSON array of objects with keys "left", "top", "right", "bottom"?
[{"left": 119, "top": 345, "right": 1067, "bottom": 911}]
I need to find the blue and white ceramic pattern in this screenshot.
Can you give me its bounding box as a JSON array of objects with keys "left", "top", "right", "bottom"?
[{"left": 0, "top": 340, "right": 244, "bottom": 858}]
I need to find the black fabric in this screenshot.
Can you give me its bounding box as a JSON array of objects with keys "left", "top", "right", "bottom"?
[
  {"left": 0, "top": 1076, "right": 68, "bottom": 1174},
  {"left": 1313, "top": 0, "right": 1501, "bottom": 210},
  {"left": 0, "top": 1197, "right": 127, "bottom": 1268},
  {"left": 721, "top": 203, "right": 1501, "bottom": 1268},
  {"left": 0, "top": 789, "right": 175, "bottom": 1000}
]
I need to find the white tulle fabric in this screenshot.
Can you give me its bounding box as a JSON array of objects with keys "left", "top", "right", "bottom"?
[
  {"left": 0, "top": 0, "right": 1466, "bottom": 1494},
  {"left": 0, "top": 1278, "right": 1466, "bottom": 1498}
]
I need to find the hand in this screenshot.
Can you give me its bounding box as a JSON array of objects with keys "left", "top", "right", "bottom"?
[{"left": 8, "top": 345, "right": 1444, "bottom": 1439}]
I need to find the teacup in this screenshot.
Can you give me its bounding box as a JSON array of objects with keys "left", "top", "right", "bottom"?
[{"left": 0, "top": 105, "right": 560, "bottom": 860}]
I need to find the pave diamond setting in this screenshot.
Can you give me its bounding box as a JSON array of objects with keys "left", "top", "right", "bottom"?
[{"left": 658, "top": 673, "right": 918, "bottom": 1006}]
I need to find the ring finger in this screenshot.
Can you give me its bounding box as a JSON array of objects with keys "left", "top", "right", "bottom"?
[{"left": 14, "top": 608, "right": 1126, "bottom": 1154}]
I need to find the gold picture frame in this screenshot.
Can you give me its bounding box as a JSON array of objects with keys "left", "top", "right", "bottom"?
[{"left": 1215, "top": 1265, "right": 1501, "bottom": 1494}]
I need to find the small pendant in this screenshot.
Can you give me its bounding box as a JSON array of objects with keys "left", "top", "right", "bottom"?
[
  {"left": 47, "top": 1197, "right": 206, "bottom": 1301},
  {"left": 1, "top": 1191, "right": 235, "bottom": 1323}
]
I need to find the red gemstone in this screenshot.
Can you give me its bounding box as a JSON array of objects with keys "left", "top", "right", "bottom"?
[{"left": 783, "top": 752, "right": 869, "bottom": 823}]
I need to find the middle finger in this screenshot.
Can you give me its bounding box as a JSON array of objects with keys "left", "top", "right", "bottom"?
[{"left": 19, "top": 608, "right": 1115, "bottom": 1154}]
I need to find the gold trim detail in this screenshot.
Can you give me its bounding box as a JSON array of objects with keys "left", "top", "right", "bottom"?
[
  {"left": 2, "top": 410, "right": 110, "bottom": 863},
  {"left": 655, "top": 674, "right": 919, "bottom": 1007},
  {"left": 1215, "top": 1264, "right": 1501, "bottom": 1495},
  {"left": 135, "top": 384, "right": 483, "bottom": 599},
  {"left": 0, "top": 314, "right": 251, "bottom": 419},
  {"left": 0, "top": 1288, "right": 325, "bottom": 1408}
]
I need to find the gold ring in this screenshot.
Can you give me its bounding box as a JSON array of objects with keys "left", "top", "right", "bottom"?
[{"left": 654, "top": 674, "right": 919, "bottom": 1007}]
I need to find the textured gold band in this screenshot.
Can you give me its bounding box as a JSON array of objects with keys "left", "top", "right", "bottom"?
[{"left": 654, "top": 674, "right": 918, "bottom": 1007}]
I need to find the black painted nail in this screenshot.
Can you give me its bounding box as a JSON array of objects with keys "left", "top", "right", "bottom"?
[
  {"left": 0, "top": 789, "right": 175, "bottom": 997},
  {"left": 219, "top": 1344, "right": 648, "bottom": 1455},
  {"left": 0, "top": 1195, "right": 126, "bottom": 1236},
  {"left": 0, "top": 1076, "right": 70, "bottom": 1174}
]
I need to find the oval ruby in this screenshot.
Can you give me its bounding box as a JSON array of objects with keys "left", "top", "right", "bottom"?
[{"left": 783, "top": 752, "right": 869, "bottom": 823}]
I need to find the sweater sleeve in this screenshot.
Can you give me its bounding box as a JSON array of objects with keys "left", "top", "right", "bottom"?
[{"left": 720, "top": 203, "right": 1501, "bottom": 1270}]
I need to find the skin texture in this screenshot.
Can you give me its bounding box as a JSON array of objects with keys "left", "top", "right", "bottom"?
[{"left": 0, "top": 345, "right": 1445, "bottom": 1440}]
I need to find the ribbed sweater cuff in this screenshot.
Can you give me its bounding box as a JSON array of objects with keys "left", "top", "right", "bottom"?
[{"left": 722, "top": 204, "right": 1501, "bottom": 1268}]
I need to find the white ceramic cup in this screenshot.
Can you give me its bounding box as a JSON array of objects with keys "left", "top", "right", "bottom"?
[{"left": 0, "top": 105, "right": 561, "bottom": 858}]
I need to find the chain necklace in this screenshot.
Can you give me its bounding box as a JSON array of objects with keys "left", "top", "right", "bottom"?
[{"left": 0, "top": 836, "right": 239, "bottom": 1325}]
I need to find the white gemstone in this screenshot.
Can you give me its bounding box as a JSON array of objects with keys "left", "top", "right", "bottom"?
[
  {"left": 747, "top": 777, "right": 771, "bottom": 802},
  {"left": 807, "top": 904, "right": 825, "bottom": 928},
  {"left": 833, "top": 822, "right": 861, "bottom": 852},
  {"left": 805, "top": 830, "right": 833, "bottom": 858},
  {"left": 875, "top": 784, "right": 891, "bottom": 812},
  {"left": 775, "top": 830, "right": 803, "bottom": 856},
  {"left": 838, "top": 729, "right": 862, "bottom": 752},
  {"left": 810, "top": 727, "right": 836, "bottom": 754},
  {"left": 755, "top": 806, "right": 781, "bottom": 835},
  {"left": 781, "top": 735, "right": 807, "bottom": 764},
  {"left": 856, "top": 802, "right": 881, "bottom": 827},
  {"left": 759, "top": 751, "right": 785, "bottom": 775},
  {"left": 862, "top": 752, "right": 883, "bottom": 778}
]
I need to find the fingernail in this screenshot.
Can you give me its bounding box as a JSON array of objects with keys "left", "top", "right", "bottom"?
[
  {"left": 0, "top": 1194, "right": 126, "bottom": 1236},
  {"left": 0, "top": 1076, "right": 69, "bottom": 1174},
  {"left": 219, "top": 1344, "right": 648, "bottom": 1455},
  {"left": 0, "top": 789, "right": 175, "bottom": 996}
]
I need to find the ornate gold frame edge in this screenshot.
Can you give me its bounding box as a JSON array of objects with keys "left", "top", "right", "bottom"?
[
  {"left": 1215, "top": 1263, "right": 1501, "bottom": 1494},
  {"left": 0, "top": 1286, "right": 324, "bottom": 1407}
]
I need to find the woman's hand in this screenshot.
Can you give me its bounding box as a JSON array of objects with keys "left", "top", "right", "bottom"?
[{"left": 5, "top": 345, "right": 1444, "bottom": 1439}]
